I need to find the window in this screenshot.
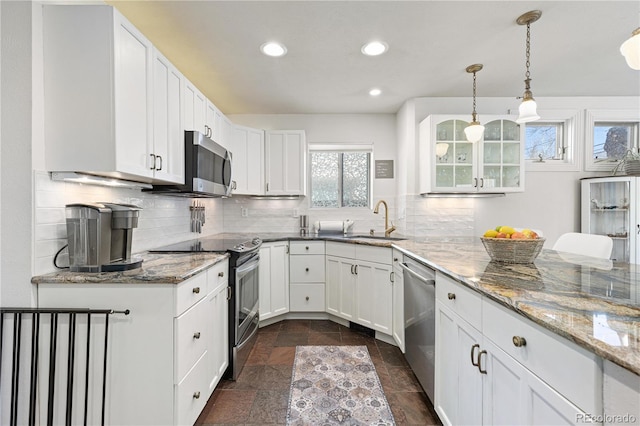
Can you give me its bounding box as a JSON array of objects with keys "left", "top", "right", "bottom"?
[
  {"left": 523, "top": 109, "right": 581, "bottom": 172},
  {"left": 585, "top": 109, "right": 640, "bottom": 171},
  {"left": 309, "top": 145, "right": 372, "bottom": 208}
]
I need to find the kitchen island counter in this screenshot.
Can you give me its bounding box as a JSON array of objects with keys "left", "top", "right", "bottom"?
[{"left": 31, "top": 252, "right": 229, "bottom": 284}]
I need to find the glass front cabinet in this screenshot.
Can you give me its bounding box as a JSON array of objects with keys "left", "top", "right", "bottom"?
[{"left": 419, "top": 115, "right": 525, "bottom": 194}]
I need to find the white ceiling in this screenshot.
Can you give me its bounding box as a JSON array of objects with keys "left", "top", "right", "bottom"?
[{"left": 107, "top": 0, "right": 640, "bottom": 115}]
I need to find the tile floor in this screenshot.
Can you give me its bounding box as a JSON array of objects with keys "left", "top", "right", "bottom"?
[{"left": 195, "top": 319, "right": 441, "bottom": 425}]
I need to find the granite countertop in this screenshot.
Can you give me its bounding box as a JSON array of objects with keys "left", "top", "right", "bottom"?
[
  {"left": 31, "top": 252, "right": 229, "bottom": 284},
  {"left": 32, "top": 232, "right": 640, "bottom": 375}
]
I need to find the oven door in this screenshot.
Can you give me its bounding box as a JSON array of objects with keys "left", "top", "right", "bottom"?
[{"left": 235, "top": 254, "right": 259, "bottom": 341}]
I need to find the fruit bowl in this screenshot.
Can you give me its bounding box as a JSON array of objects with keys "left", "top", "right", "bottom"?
[{"left": 480, "top": 237, "right": 545, "bottom": 264}]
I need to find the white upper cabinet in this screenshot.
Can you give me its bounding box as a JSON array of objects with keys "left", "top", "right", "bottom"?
[
  {"left": 265, "top": 130, "right": 307, "bottom": 196},
  {"left": 152, "top": 49, "right": 185, "bottom": 184},
  {"left": 183, "top": 78, "right": 207, "bottom": 136},
  {"left": 419, "top": 115, "right": 525, "bottom": 194},
  {"left": 43, "top": 5, "right": 161, "bottom": 182},
  {"left": 232, "top": 125, "right": 265, "bottom": 195}
]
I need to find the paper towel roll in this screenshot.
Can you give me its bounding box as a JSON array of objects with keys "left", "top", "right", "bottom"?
[{"left": 317, "top": 221, "right": 345, "bottom": 234}]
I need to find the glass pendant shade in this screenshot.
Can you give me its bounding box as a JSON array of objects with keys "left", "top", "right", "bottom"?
[
  {"left": 464, "top": 123, "right": 485, "bottom": 143},
  {"left": 435, "top": 143, "right": 449, "bottom": 157},
  {"left": 516, "top": 98, "right": 540, "bottom": 123},
  {"left": 620, "top": 29, "right": 640, "bottom": 70}
]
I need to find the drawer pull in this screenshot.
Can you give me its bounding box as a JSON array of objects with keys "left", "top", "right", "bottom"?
[
  {"left": 305, "top": 246, "right": 309, "bottom": 250},
  {"left": 471, "top": 344, "right": 480, "bottom": 367},
  {"left": 193, "top": 332, "right": 201, "bottom": 339},
  {"left": 447, "top": 293, "right": 456, "bottom": 300},
  {"left": 305, "top": 296, "right": 309, "bottom": 301},
  {"left": 193, "top": 391, "right": 201, "bottom": 399},
  {"left": 512, "top": 336, "right": 527, "bottom": 347},
  {"left": 192, "top": 287, "right": 201, "bottom": 294},
  {"left": 218, "top": 271, "right": 224, "bottom": 277},
  {"left": 478, "top": 350, "right": 487, "bottom": 374},
  {"left": 305, "top": 267, "right": 309, "bottom": 272}
]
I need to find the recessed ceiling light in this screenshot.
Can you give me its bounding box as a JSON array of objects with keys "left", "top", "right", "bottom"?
[
  {"left": 260, "top": 42, "right": 287, "bottom": 57},
  {"left": 369, "top": 88, "right": 382, "bottom": 96},
  {"left": 361, "top": 41, "right": 388, "bottom": 56}
]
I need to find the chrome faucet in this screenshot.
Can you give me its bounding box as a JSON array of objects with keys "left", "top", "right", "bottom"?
[{"left": 373, "top": 200, "right": 396, "bottom": 237}]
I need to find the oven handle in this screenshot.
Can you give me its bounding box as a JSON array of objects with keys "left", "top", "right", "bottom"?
[
  {"left": 237, "top": 316, "right": 259, "bottom": 350},
  {"left": 399, "top": 262, "right": 435, "bottom": 286},
  {"left": 235, "top": 257, "right": 259, "bottom": 276}
]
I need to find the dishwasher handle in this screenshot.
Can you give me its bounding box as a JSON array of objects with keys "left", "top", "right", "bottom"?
[{"left": 399, "top": 262, "right": 435, "bottom": 286}]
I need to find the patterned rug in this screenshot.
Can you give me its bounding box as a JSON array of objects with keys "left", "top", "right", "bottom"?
[{"left": 286, "top": 345, "right": 396, "bottom": 425}]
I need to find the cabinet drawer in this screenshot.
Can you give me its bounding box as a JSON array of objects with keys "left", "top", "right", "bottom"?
[
  {"left": 290, "top": 255, "right": 325, "bottom": 282},
  {"left": 175, "top": 297, "right": 207, "bottom": 383},
  {"left": 326, "top": 241, "right": 356, "bottom": 258},
  {"left": 436, "top": 272, "right": 482, "bottom": 327},
  {"left": 482, "top": 299, "right": 602, "bottom": 414},
  {"left": 207, "top": 259, "right": 228, "bottom": 294},
  {"left": 290, "top": 240, "right": 325, "bottom": 255},
  {"left": 290, "top": 283, "right": 325, "bottom": 311},
  {"left": 175, "top": 351, "right": 209, "bottom": 426},
  {"left": 356, "top": 245, "right": 391, "bottom": 265},
  {"left": 176, "top": 272, "right": 207, "bottom": 315}
]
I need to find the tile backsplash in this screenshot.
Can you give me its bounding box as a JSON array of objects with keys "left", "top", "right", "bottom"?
[{"left": 34, "top": 170, "right": 474, "bottom": 275}]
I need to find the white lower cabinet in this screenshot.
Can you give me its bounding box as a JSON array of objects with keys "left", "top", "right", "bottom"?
[
  {"left": 391, "top": 250, "right": 405, "bottom": 352},
  {"left": 37, "top": 259, "right": 229, "bottom": 426},
  {"left": 435, "top": 272, "right": 601, "bottom": 426},
  {"left": 325, "top": 242, "right": 392, "bottom": 334},
  {"left": 259, "top": 241, "right": 290, "bottom": 320},
  {"left": 289, "top": 241, "right": 326, "bottom": 312}
]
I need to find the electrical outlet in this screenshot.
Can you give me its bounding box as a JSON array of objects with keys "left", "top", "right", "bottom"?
[
  {"left": 293, "top": 208, "right": 299, "bottom": 218},
  {"left": 241, "top": 207, "right": 248, "bottom": 217}
]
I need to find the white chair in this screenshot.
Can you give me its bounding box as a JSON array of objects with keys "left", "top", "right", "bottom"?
[{"left": 552, "top": 232, "right": 613, "bottom": 259}]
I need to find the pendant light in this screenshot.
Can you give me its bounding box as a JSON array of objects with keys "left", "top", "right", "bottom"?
[
  {"left": 464, "top": 64, "right": 485, "bottom": 143},
  {"left": 620, "top": 28, "right": 640, "bottom": 70},
  {"left": 515, "top": 10, "right": 542, "bottom": 124}
]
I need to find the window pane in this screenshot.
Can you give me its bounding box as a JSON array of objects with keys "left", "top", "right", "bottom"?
[
  {"left": 310, "top": 152, "right": 340, "bottom": 208},
  {"left": 342, "top": 153, "right": 370, "bottom": 207},
  {"left": 525, "top": 124, "right": 559, "bottom": 160},
  {"left": 593, "top": 123, "right": 634, "bottom": 160}
]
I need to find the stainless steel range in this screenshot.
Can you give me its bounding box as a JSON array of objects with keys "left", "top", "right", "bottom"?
[{"left": 150, "top": 236, "right": 262, "bottom": 380}]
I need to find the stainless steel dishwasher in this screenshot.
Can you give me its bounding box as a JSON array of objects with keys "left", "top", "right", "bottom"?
[{"left": 400, "top": 255, "right": 436, "bottom": 403}]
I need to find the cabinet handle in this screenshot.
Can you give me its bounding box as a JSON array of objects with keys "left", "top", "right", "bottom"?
[
  {"left": 390, "top": 271, "right": 394, "bottom": 283},
  {"left": 305, "top": 246, "right": 309, "bottom": 250},
  {"left": 471, "top": 344, "right": 480, "bottom": 367},
  {"left": 218, "top": 271, "right": 225, "bottom": 277},
  {"left": 350, "top": 265, "right": 355, "bottom": 274},
  {"left": 394, "top": 257, "right": 399, "bottom": 262},
  {"left": 478, "top": 350, "right": 487, "bottom": 374},
  {"left": 354, "top": 265, "right": 358, "bottom": 275},
  {"left": 193, "top": 391, "right": 201, "bottom": 399},
  {"left": 232, "top": 180, "right": 237, "bottom": 190},
  {"left": 447, "top": 293, "right": 456, "bottom": 300},
  {"left": 156, "top": 155, "right": 162, "bottom": 171},
  {"left": 193, "top": 332, "right": 201, "bottom": 339},
  {"left": 266, "top": 183, "right": 270, "bottom": 192},
  {"left": 479, "top": 177, "right": 484, "bottom": 188},
  {"left": 226, "top": 286, "right": 231, "bottom": 301},
  {"left": 637, "top": 224, "right": 639, "bottom": 235},
  {"left": 512, "top": 336, "right": 527, "bottom": 347},
  {"left": 286, "top": 245, "right": 290, "bottom": 254},
  {"left": 473, "top": 177, "right": 478, "bottom": 188},
  {"left": 305, "top": 267, "right": 309, "bottom": 272},
  {"left": 305, "top": 296, "right": 309, "bottom": 301},
  {"left": 149, "top": 153, "right": 156, "bottom": 170},
  {"left": 193, "top": 287, "right": 201, "bottom": 294}
]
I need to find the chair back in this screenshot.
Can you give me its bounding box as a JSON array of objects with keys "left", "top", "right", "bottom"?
[{"left": 552, "top": 232, "right": 613, "bottom": 259}]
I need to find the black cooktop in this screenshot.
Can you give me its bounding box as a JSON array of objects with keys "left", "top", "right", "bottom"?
[{"left": 150, "top": 236, "right": 262, "bottom": 254}]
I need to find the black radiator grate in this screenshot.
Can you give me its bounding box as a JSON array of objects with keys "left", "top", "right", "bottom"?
[{"left": 0, "top": 308, "right": 129, "bottom": 426}]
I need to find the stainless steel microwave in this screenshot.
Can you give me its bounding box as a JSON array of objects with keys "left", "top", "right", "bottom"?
[{"left": 149, "top": 130, "right": 233, "bottom": 197}]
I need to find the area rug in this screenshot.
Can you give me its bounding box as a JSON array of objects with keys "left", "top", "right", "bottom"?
[{"left": 286, "top": 345, "right": 396, "bottom": 425}]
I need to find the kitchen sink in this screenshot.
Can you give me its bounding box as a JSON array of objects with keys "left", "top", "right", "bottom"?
[{"left": 345, "top": 235, "right": 407, "bottom": 241}]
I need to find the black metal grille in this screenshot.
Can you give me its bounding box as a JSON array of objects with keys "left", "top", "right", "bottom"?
[{"left": 0, "top": 308, "right": 129, "bottom": 426}]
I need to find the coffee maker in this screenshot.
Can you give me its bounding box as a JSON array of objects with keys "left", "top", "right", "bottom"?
[{"left": 65, "top": 202, "right": 142, "bottom": 272}]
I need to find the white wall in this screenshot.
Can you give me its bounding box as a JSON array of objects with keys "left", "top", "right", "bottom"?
[{"left": 227, "top": 113, "right": 400, "bottom": 235}]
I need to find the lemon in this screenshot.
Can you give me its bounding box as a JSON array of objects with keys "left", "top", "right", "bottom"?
[
  {"left": 484, "top": 229, "right": 499, "bottom": 238},
  {"left": 499, "top": 226, "right": 516, "bottom": 235}
]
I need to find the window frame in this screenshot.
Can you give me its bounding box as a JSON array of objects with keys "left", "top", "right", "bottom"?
[
  {"left": 585, "top": 109, "right": 640, "bottom": 172},
  {"left": 308, "top": 143, "right": 374, "bottom": 210},
  {"left": 524, "top": 109, "right": 582, "bottom": 172}
]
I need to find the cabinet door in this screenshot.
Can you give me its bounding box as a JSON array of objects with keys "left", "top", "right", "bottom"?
[
  {"left": 355, "top": 260, "right": 392, "bottom": 334},
  {"left": 206, "top": 283, "right": 229, "bottom": 395},
  {"left": 152, "top": 49, "right": 184, "bottom": 184},
  {"left": 258, "top": 242, "right": 289, "bottom": 321},
  {"left": 435, "top": 301, "right": 483, "bottom": 426},
  {"left": 325, "top": 256, "right": 356, "bottom": 321},
  {"left": 232, "top": 125, "right": 265, "bottom": 195},
  {"left": 392, "top": 253, "right": 405, "bottom": 353},
  {"left": 265, "top": 131, "right": 306, "bottom": 195},
  {"left": 480, "top": 118, "right": 524, "bottom": 193},
  {"left": 206, "top": 101, "right": 217, "bottom": 141},
  {"left": 113, "top": 12, "right": 153, "bottom": 179},
  {"left": 184, "top": 79, "right": 206, "bottom": 134}
]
